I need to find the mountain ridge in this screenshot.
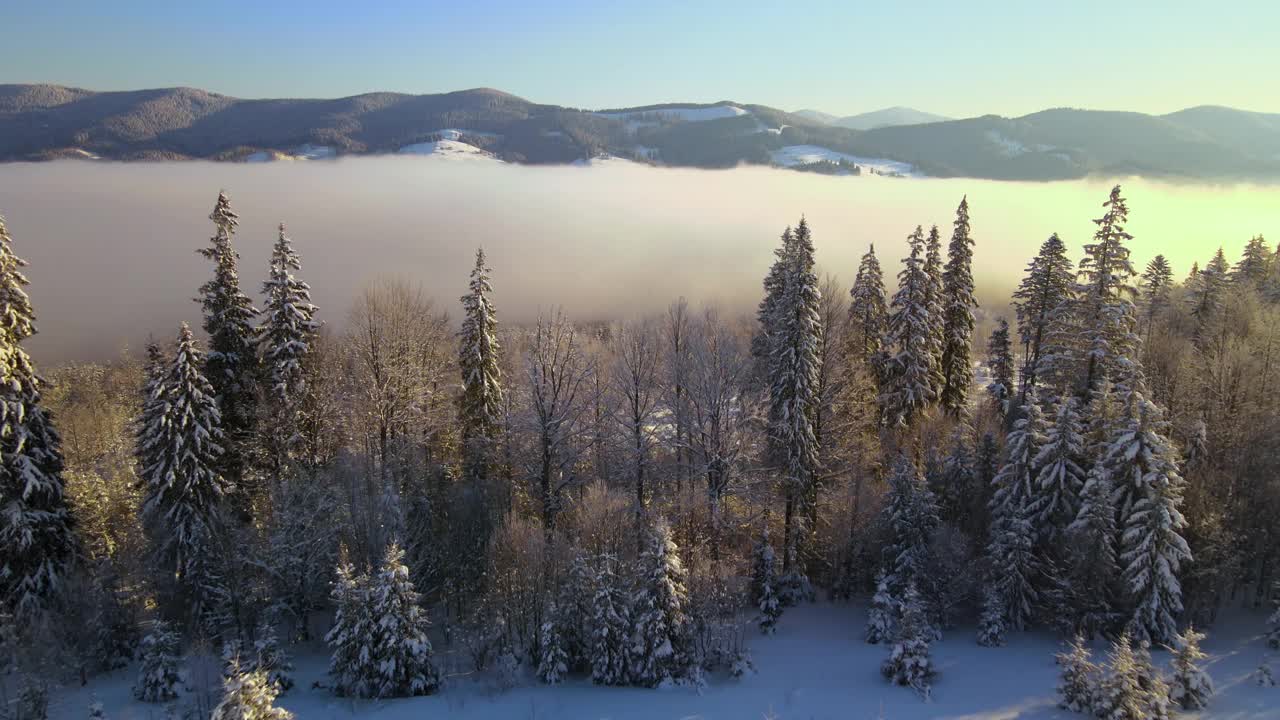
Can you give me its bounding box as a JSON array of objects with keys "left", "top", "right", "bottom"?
[{"left": 2, "top": 84, "right": 1278, "bottom": 181}]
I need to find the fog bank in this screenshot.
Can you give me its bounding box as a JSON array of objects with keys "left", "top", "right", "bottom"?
[{"left": 0, "top": 158, "right": 1275, "bottom": 363}]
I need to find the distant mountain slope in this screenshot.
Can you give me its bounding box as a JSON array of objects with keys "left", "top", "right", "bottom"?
[
  {"left": 834, "top": 107, "right": 953, "bottom": 130},
  {"left": 2, "top": 84, "right": 1278, "bottom": 181}
]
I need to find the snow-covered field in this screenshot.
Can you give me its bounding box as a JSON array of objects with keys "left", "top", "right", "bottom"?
[
  {"left": 769, "top": 145, "right": 920, "bottom": 177},
  {"left": 47, "top": 604, "right": 1278, "bottom": 719},
  {"left": 397, "top": 139, "right": 501, "bottom": 162}
]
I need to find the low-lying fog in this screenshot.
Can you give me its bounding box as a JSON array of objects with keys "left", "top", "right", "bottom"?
[{"left": 0, "top": 158, "right": 1275, "bottom": 364}]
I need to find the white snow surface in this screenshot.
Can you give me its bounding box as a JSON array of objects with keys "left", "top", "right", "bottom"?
[
  {"left": 397, "top": 139, "right": 502, "bottom": 162},
  {"left": 293, "top": 144, "right": 336, "bottom": 160},
  {"left": 770, "top": 145, "right": 920, "bottom": 177},
  {"left": 45, "top": 603, "right": 1278, "bottom": 719}
]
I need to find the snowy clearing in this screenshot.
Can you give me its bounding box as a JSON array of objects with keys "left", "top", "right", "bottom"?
[
  {"left": 396, "top": 139, "right": 502, "bottom": 162},
  {"left": 769, "top": 145, "right": 920, "bottom": 177},
  {"left": 47, "top": 604, "right": 1278, "bottom": 720}
]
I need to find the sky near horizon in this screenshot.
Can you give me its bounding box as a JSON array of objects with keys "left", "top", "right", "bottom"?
[{"left": 6, "top": 1, "right": 1278, "bottom": 117}]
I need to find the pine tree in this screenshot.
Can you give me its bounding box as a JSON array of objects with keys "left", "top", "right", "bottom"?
[
  {"left": 1232, "top": 234, "right": 1272, "bottom": 290},
  {"left": 880, "top": 584, "right": 936, "bottom": 700},
  {"left": 985, "top": 505, "right": 1040, "bottom": 632},
  {"left": 1139, "top": 255, "right": 1174, "bottom": 339},
  {"left": 133, "top": 620, "right": 181, "bottom": 702},
  {"left": 212, "top": 657, "right": 295, "bottom": 720},
  {"left": 557, "top": 553, "right": 595, "bottom": 671},
  {"left": 1134, "top": 640, "right": 1173, "bottom": 720},
  {"left": 257, "top": 224, "right": 319, "bottom": 472},
  {"left": 975, "top": 586, "right": 1006, "bottom": 647},
  {"left": 458, "top": 248, "right": 503, "bottom": 483},
  {"left": 767, "top": 217, "right": 822, "bottom": 575},
  {"left": 1111, "top": 383, "right": 1191, "bottom": 646},
  {"left": 865, "top": 570, "right": 896, "bottom": 644},
  {"left": 1188, "top": 247, "right": 1230, "bottom": 331},
  {"left": 590, "top": 554, "right": 631, "bottom": 686},
  {"left": 366, "top": 543, "right": 440, "bottom": 698},
  {"left": 985, "top": 319, "right": 1014, "bottom": 416},
  {"left": 881, "top": 226, "right": 938, "bottom": 428},
  {"left": 0, "top": 214, "right": 76, "bottom": 619},
  {"left": 750, "top": 529, "right": 781, "bottom": 634},
  {"left": 1013, "top": 233, "right": 1076, "bottom": 399},
  {"left": 1167, "top": 626, "right": 1213, "bottom": 710},
  {"left": 881, "top": 455, "right": 939, "bottom": 596},
  {"left": 1031, "top": 396, "right": 1086, "bottom": 538},
  {"left": 135, "top": 340, "right": 170, "bottom": 499},
  {"left": 139, "top": 323, "right": 227, "bottom": 624},
  {"left": 325, "top": 551, "right": 375, "bottom": 698},
  {"left": 924, "top": 224, "right": 946, "bottom": 400},
  {"left": 940, "top": 197, "right": 977, "bottom": 415},
  {"left": 847, "top": 244, "right": 888, "bottom": 363},
  {"left": 1056, "top": 634, "right": 1098, "bottom": 713},
  {"left": 537, "top": 601, "right": 569, "bottom": 684},
  {"left": 991, "top": 394, "right": 1047, "bottom": 522},
  {"left": 629, "top": 520, "right": 692, "bottom": 686},
  {"left": 753, "top": 226, "right": 795, "bottom": 367},
  {"left": 197, "top": 191, "right": 259, "bottom": 514},
  {"left": 1077, "top": 185, "right": 1138, "bottom": 397},
  {"left": 252, "top": 623, "right": 294, "bottom": 693},
  {"left": 1093, "top": 634, "right": 1147, "bottom": 720}
]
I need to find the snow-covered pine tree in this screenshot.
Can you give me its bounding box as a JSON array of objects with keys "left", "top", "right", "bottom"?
[
  {"left": 253, "top": 623, "right": 294, "bottom": 692},
  {"left": 935, "top": 421, "right": 975, "bottom": 529},
  {"left": 924, "top": 225, "right": 946, "bottom": 401},
  {"left": 537, "top": 601, "right": 569, "bottom": 684},
  {"left": 590, "top": 554, "right": 631, "bottom": 686},
  {"left": 325, "top": 551, "right": 375, "bottom": 698},
  {"left": 557, "top": 552, "right": 595, "bottom": 671},
  {"left": 990, "top": 393, "right": 1047, "bottom": 523},
  {"left": 1139, "top": 255, "right": 1174, "bottom": 339},
  {"left": 767, "top": 217, "right": 822, "bottom": 578},
  {"left": 1056, "top": 634, "right": 1098, "bottom": 713},
  {"left": 865, "top": 570, "right": 896, "bottom": 644},
  {"left": 458, "top": 247, "right": 503, "bottom": 484},
  {"left": 1077, "top": 185, "right": 1139, "bottom": 397},
  {"left": 881, "top": 454, "right": 939, "bottom": 597},
  {"left": 1031, "top": 396, "right": 1086, "bottom": 539},
  {"left": 880, "top": 583, "right": 936, "bottom": 700},
  {"left": 1167, "top": 626, "right": 1213, "bottom": 710},
  {"left": 1189, "top": 247, "right": 1229, "bottom": 332},
  {"left": 257, "top": 224, "right": 319, "bottom": 472},
  {"left": 1012, "top": 233, "right": 1075, "bottom": 400},
  {"left": 881, "top": 226, "right": 938, "bottom": 428},
  {"left": 133, "top": 620, "right": 181, "bottom": 702},
  {"left": 366, "top": 542, "right": 440, "bottom": 698},
  {"left": 976, "top": 586, "right": 1007, "bottom": 647},
  {"left": 985, "top": 319, "right": 1014, "bottom": 416},
  {"left": 139, "top": 323, "right": 227, "bottom": 625},
  {"left": 1232, "top": 234, "right": 1272, "bottom": 290},
  {"left": 196, "top": 191, "right": 259, "bottom": 514},
  {"left": 212, "top": 657, "right": 295, "bottom": 720},
  {"left": 753, "top": 226, "right": 795, "bottom": 370},
  {"left": 135, "top": 340, "right": 170, "bottom": 496},
  {"left": 750, "top": 529, "right": 781, "bottom": 634},
  {"left": 1110, "top": 382, "right": 1191, "bottom": 646},
  {"left": 985, "top": 503, "right": 1040, "bottom": 632},
  {"left": 1093, "top": 634, "right": 1147, "bottom": 720},
  {"left": 0, "top": 214, "right": 76, "bottom": 619},
  {"left": 847, "top": 244, "right": 888, "bottom": 364},
  {"left": 939, "top": 197, "right": 977, "bottom": 416},
  {"left": 629, "top": 520, "right": 692, "bottom": 687},
  {"left": 1134, "top": 639, "right": 1173, "bottom": 720}
]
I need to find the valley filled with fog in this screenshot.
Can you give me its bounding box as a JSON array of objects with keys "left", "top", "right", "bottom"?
[{"left": 0, "top": 158, "right": 1275, "bottom": 363}]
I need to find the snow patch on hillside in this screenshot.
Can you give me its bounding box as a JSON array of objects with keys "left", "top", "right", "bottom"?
[
  {"left": 397, "top": 139, "right": 501, "bottom": 161},
  {"left": 598, "top": 105, "right": 750, "bottom": 124},
  {"left": 292, "top": 144, "right": 336, "bottom": 159},
  {"left": 770, "top": 145, "right": 919, "bottom": 176}
]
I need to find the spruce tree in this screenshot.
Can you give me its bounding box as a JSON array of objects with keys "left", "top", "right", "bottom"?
[
  {"left": 133, "top": 620, "right": 181, "bottom": 702},
  {"left": 629, "top": 521, "right": 692, "bottom": 686},
  {"left": 213, "top": 658, "right": 295, "bottom": 720},
  {"left": 1167, "top": 626, "right": 1213, "bottom": 710},
  {"left": 985, "top": 505, "right": 1040, "bottom": 632},
  {"left": 881, "top": 455, "right": 939, "bottom": 596},
  {"left": 325, "top": 552, "right": 376, "bottom": 698},
  {"left": 1056, "top": 634, "right": 1098, "bottom": 713},
  {"left": 1232, "top": 234, "right": 1272, "bottom": 290},
  {"left": 557, "top": 553, "right": 595, "bottom": 671},
  {"left": 985, "top": 319, "right": 1014, "bottom": 416},
  {"left": 1190, "top": 247, "right": 1230, "bottom": 329},
  {"left": 865, "top": 570, "right": 896, "bottom": 644},
  {"left": 924, "top": 224, "right": 946, "bottom": 400},
  {"left": 1134, "top": 640, "right": 1173, "bottom": 720},
  {"left": 1013, "top": 233, "right": 1075, "bottom": 399},
  {"left": 753, "top": 227, "right": 795, "bottom": 368},
  {"left": 458, "top": 248, "right": 503, "bottom": 483},
  {"left": 135, "top": 341, "right": 170, "bottom": 499},
  {"left": 768, "top": 217, "right": 822, "bottom": 575},
  {"left": 880, "top": 583, "right": 936, "bottom": 700},
  {"left": 0, "top": 214, "right": 77, "bottom": 619},
  {"left": 750, "top": 529, "right": 781, "bottom": 634},
  {"left": 881, "top": 226, "right": 938, "bottom": 428},
  {"left": 1067, "top": 396, "right": 1121, "bottom": 638},
  {"left": 976, "top": 586, "right": 1007, "bottom": 647},
  {"left": 590, "top": 554, "right": 631, "bottom": 686},
  {"left": 257, "top": 224, "right": 319, "bottom": 473},
  {"left": 197, "top": 191, "right": 259, "bottom": 515},
  {"left": 537, "top": 601, "right": 569, "bottom": 684},
  {"left": 366, "top": 543, "right": 440, "bottom": 698},
  {"left": 139, "top": 323, "right": 227, "bottom": 624},
  {"left": 1031, "top": 396, "right": 1086, "bottom": 538},
  {"left": 1093, "top": 634, "right": 1146, "bottom": 720},
  {"left": 991, "top": 394, "right": 1047, "bottom": 521},
  {"left": 847, "top": 244, "right": 888, "bottom": 363},
  {"left": 1268, "top": 581, "right": 1280, "bottom": 649},
  {"left": 1077, "top": 185, "right": 1138, "bottom": 397},
  {"left": 1139, "top": 255, "right": 1174, "bottom": 339},
  {"left": 939, "top": 196, "right": 977, "bottom": 415},
  {"left": 252, "top": 623, "right": 294, "bottom": 693}
]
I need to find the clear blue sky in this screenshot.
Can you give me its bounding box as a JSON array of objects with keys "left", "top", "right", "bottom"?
[{"left": 7, "top": 0, "right": 1277, "bottom": 117}]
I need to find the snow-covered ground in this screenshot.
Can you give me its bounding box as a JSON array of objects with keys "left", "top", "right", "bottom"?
[
  {"left": 293, "top": 144, "right": 337, "bottom": 160},
  {"left": 46, "top": 603, "right": 1278, "bottom": 719},
  {"left": 397, "top": 139, "right": 502, "bottom": 162},
  {"left": 769, "top": 145, "right": 920, "bottom": 177}
]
